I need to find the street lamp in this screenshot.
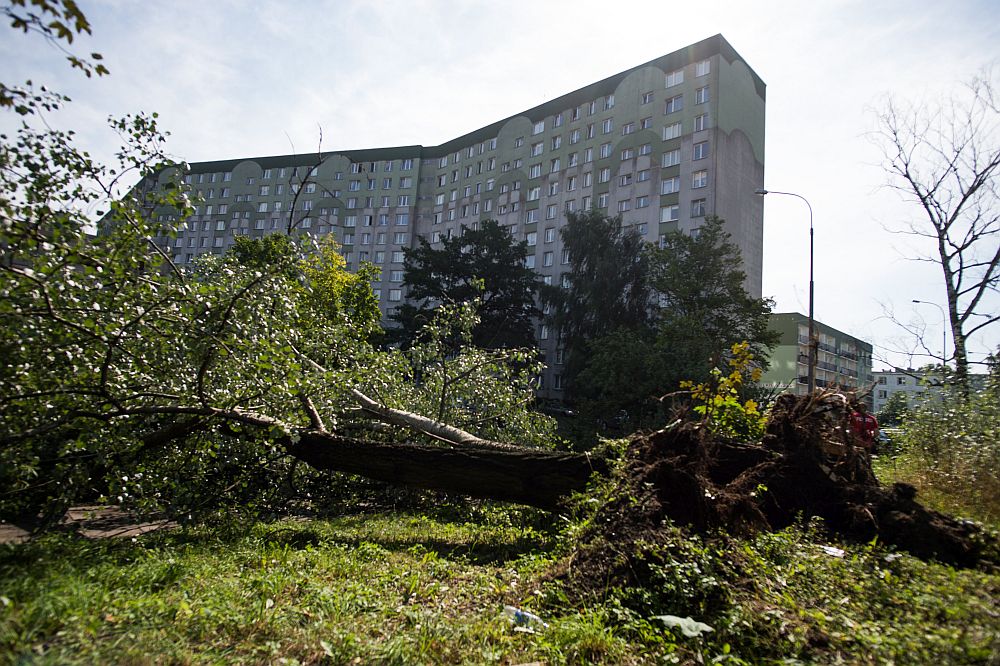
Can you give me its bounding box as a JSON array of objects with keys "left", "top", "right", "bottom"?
[
  {"left": 755, "top": 188, "right": 816, "bottom": 393},
  {"left": 911, "top": 299, "right": 947, "bottom": 367}
]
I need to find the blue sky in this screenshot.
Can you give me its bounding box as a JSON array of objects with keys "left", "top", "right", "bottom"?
[{"left": 2, "top": 0, "right": 998, "bottom": 370}]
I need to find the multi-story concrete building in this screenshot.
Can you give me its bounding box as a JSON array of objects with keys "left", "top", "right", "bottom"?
[
  {"left": 872, "top": 369, "right": 988, "bottom": 413},
  {"left": 761, "top": 313, "right": 875, "bottom": 406},
  {"left": 149, "top": 34, "right": 765, "bottom": 394}
]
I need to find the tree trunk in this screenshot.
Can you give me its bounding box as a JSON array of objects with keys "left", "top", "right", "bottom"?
[{"left": 286, "top": 432, "right": 607, "bottom": 510}]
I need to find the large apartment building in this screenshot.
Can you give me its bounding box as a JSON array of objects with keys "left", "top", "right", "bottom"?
[{"left": 149, "top": 34, "right": 766, "bottom": 395}]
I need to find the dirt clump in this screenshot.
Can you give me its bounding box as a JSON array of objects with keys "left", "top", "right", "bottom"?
[{"left": 565, "top": 391, "right": 997, "bottom": 593}]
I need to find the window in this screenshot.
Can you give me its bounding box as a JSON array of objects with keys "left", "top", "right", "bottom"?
[
  {"left": 641, "top": 91, "right": 654, "bottom": 104},
  {"left": 665, "top": 95, "right": 683, "bottom": 114},
  {"left": 376, "top": 231, "right": 386, "bottom": 244},
  {"left": 568, "top": 152, "right": 578, "bottom": 167},
  {"left": 259, "top": 185, "right": 270, "bottom": 196},
  {"left": 529, "top": 163, "right": 542, "bottom": 178},
  {"left": 587, "top": 123, "right": 595, "bottom": 139},
  {"left": 570, "top": 129, "right": 581, "bottom": 144},
  {"left": 639, "top": 143, "right": 652, "bottom": 156},
  {"left": 550, "top": 158, "right": 561, "bottom": 173},
  {"left": 361, "top": 232, "right": 371, "bottom": 245},
  {"left": 693, "top": 141, "right": 709, "bottom": 160},
  {"left": 561, "top": 249, "right": 570, "bottom": 264},
  {"left": 692, "top": 170, "right": 708, "bottom": 188},
  {"left": 393, "top": 232, "right": 407, "bottom": 243},
  {"left": 343, "top": 233, "right": 355, "bottom": 244},
  {"left": 660, "top": 204, "right": 680, "bottom": 222},
  {"left": 392, "top": 250, "right": 404, "bottom": 262},
  {"left": 389, "top": 270, "right": 404, "bottom": 282},
  {"left": 617, "top": 200, "right": 631, "bottom": 212},
  {"left": 543, "top": 251, "right": 554, "bottom": 267},
  {"left": 344, "top": 215, "right": 357, "bottom": 227},
  {"left": 694, "top": 114, "right": 708, "bottom": 131},
  {"left": 551, "top": 135, "right": 562, "bottom": 150},
  {"left": 257, "top": 202, "right": 268, "bottom": 213},
  {"left": 398, "top": 195, "right": 410, "bottom": 206},
  {"left": 600, "top": 142, "right": 612, "bottom": 159},
  {"left": 527, "top": 186, "right": 541, "bottom": 201},
  {"left": 382, "top": 178, "right": 392, "bottom": 189},
  {"left": 661, "top": 176, "right": 680, "bottom": 194},
  {"left": 514, "top": 137, "right": 524, "bottom": 148},
  {"left": 582, "top": 195, "right": 592, "bottom": 209},
  {"left": 695, "top": 59, "right": 711, "bottom": 77},
  {"left": 388, "top": 289, "right": 402, "bottom": 302},
  {"left": 604, "top": 94, "right": 615, "bottom": 110},
  {"left": 636, "top": 195, "right": 649, "bottom": 209},
  {"left": 525, "top": 254, "right": 535, "bottom": 268},
  {"left": 349, "top": 180, "right": 361, "bottom": 191},
  {"left": 567, "top": 175, "right": 577, "bottom": 191},
  {"left": 598, "top": 167, "right": 611, "bottom": 183},
  {"left": 637, "top": 169, "right": 650, "bottom": 182},
  {"left": 663, "top": 123, "right": 682, "bottom": 140},
  {"left": 544, "top": 227, "right": 556, "bottom": 243},
  {"left": 545, "top": 204, "right": 557, "bottom": 220},
  {"left": 695, "top": 86, "right": 710, "bottom": 104},
  {"left": 691, "top": 198, "right": 707, "bottom": 217},
  {"left": 395, "top": 213, "right": 410, "bottom": 226},
  {"left": 878, "top": 376, "right": 887, "bottom": 385},
  {"left": 254, "top": 219, "right": 265, "bottom": 229},
  {"left": 381, "top": 196, "right": 391, "bottom": 207},
  {"left": 621, "top": 147, "right": 635, "bottom": 161},
  {"left": 218, "top": 204, "right": 228, "bottom": 214},
  {"left": 221, "top": 187, "right": 231, "bottom": 198},
  {"left": 619, "top": 173, "right": 633, "bottom": 186},
  {"left": 533, "top": 120, "right": 545, "bottom": 135},
  {"left": 540, "top": 325, "right": 549, "bottom": 341},
  {"left": 602, "top": 118, "right": 613, "bottom": 134},
  {"left": 402, "top": 158, "right": 414, "bottom": 170},
  {"left": 640, "top": 116, "right": 653, "bottom": 130},
  {"left": 897, "top": 377, "right": 907, "bottom": 385},
  {"left": 584, "top": 147, "right": 594, "bottom": 163},
  {"left": 374, "top": 250, "right": 385, "bottom": 263},
  {"left": 525, "top": 209, "right": 539, "bottom": 223},
  {"left": 548, "top": 181, "right": 560, "bottom": 196},
  {"left": 302, "top": 200, "right": 313, "bottom": 211},
  {"left": 583, "top": 172, "right": 593, "bottom": 187},
  {"left": 666, "top": 69, "right": 684, "bottom": 88},
  {"left": 305, "top": 183, "right": 317, "bottom": 194},
  {"left": 878, "top": 390, "right": 888, "bottom": 399},
  {"left": 597, "top": 192, "right": 609, "bottom": 208},
  {"left": 622, "top": 121, "right": 635, "bottom": 136},
  {"left": 531, "top": 142, "right": 543, "bottom": 157}
]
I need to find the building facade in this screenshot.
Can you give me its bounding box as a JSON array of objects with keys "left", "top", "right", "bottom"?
[
  {"left": 761, "top": 313, "right": 875, "bottom": 405},
  {"left": 149, "top": 34, "right": 766, "bottom": 395}
]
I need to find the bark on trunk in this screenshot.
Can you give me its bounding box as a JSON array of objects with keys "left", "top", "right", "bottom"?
[{"left": 286, "top": 431, "right": 607, "bottom": 510}]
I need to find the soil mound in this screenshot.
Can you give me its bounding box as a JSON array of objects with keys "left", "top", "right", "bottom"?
[{"left": 570, "top": 392, "right": 997, "bottom": 579}]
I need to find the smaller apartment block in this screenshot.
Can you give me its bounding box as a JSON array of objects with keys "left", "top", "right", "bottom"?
[{"left": 761, "top": 313, "right": 874, "bottom": 406}]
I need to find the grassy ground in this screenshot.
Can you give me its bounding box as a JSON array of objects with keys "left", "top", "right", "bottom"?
[{"left": 1, "top": 500, "right": 998, "bottom": 665}]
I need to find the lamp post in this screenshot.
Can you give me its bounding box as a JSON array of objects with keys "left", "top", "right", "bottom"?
[
  {"left": 911, "top": 299, "right": 947, "bottom": 368},
  {"left": 755, "top": 188, "right": 816, "bottom": 393}
]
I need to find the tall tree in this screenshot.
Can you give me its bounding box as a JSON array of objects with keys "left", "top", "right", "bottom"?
[
  {"left": 649, "top": 216, "right": 779, "bottom": 388},
  {"left": 873, "top": 71, "right": 1000, "bottom": 394},
  {"left": 390, "top": 220, "right": 540, "bottom": 349},
  {"left": 548, "top": 214, "right": 776, "bottom": 430},
  {"left": 543, "top": 209, "right": 652, "bottom": 394}
]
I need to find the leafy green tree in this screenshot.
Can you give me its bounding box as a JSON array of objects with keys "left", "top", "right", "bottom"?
[
  {"left": 0, "top": 4, "right": 588, "bottom": 525},
  {"left": 543, "top": 210, "right": 652, "bottom": 394},
  {"left": 390, "top": 220, "right": 540, "bottom": 349},
  {"left": 877, "top": 391, "right": 910, "bottom": 427},
  {"left": 547, "top": 213, "right": 776, "bottom": 432},
  {"left": 649, "top": 216, "right": 779, "bottom": 388}
]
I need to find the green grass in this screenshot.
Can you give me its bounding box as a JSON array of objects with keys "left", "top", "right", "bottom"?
[{"left": 1, "top": 504, "right": 998, "bottom": 664}]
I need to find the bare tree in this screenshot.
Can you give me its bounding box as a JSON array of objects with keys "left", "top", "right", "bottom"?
[{"left": 873, "top": 70, "right": 1000, "bottom": 394}]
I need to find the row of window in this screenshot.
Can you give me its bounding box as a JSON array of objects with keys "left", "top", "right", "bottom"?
[{"left": 437, "top": 60, "right": 711, "bottom": 171}]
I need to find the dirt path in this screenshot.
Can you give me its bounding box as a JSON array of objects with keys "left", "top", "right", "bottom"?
[{"left": 0, "top": 506, "right": 176, "bottom": 544}]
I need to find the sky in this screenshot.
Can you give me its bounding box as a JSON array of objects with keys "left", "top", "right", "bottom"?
[{"left": 2, "top": 0, "right": 999, "bottom": 371}]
